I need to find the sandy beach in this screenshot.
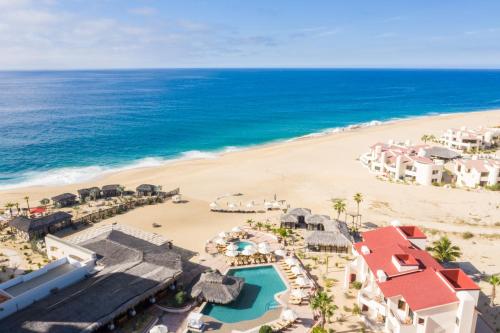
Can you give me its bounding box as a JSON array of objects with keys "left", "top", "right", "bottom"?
[{"left": 1, "top": 110, "right": 499, "bottom": 255}]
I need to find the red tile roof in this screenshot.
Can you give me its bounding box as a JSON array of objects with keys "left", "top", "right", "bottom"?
[{"left": 354, "top": 226, "right": 479, "bottom": 311}]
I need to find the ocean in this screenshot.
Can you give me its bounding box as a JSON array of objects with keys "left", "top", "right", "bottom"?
[{"left": 1, "top": 68, "right": 500, "bottom": 189}]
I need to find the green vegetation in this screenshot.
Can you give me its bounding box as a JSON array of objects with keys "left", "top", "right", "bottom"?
[
  {"left": 332, "top": 199, "right": 346, "bottom": 220},
  {"left": 485, "top": 183, "right": 500, "bottom": 191},
  {"left": 429, "top": 236, "right": 461, "bottom": 263},
  {"left": 488, "top": 275, "right": 499, "bottom": 306},
  {"left": 174, "top": 290, "right": 187, "bottom": 306},
  {"left": 351, "top": 281, "right": 362, "bottom": 290},
  {"left": 310, "top": 291, "right": 338, "bottom": 329},
  {"left": 462, "top": 232, "right": 474, "bottom": 239},
  {"left": 259, "top": 325, "right": 273, "bottom": 333}
]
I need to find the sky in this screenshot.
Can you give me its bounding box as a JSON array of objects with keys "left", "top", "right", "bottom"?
[{"left": 1, "top": 0, "right": 500, "bottom": 69}]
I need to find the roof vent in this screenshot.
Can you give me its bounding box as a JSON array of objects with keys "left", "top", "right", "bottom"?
[
  {"left": 377, "top": 270, "right": 387, "bottom": 282},
  {"left": 391, "top": 220, "right": 401, "bottom": 227},
  {"left": 361, "top": 245, "right": 370, "bottom": 255}
]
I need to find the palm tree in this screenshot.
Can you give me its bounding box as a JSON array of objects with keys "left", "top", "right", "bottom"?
[
  {"left": 40, "top": 198, "right": 50, "bottom": 207},
  {"left": 72, "top": 206, "right": 81, "bottom": 220},
  {"left": 24, "top": 196, "right": 30, "bottom": 212},
  {"left": 429, "top": 236, "right": 461, "bottom": 263},
  {"left": 332, "top": 199, "right": 346, "bottom": 220},
  {"left": 421, "top": 134, "right": 429, "bottom": 143},
  {"left": 4, "top": 202, "right": 14, "bottom": 216},
  {"left": 246, "top": 219, "right": 254, "bottom": 228},
  {"left": 488, "top": 275, "right": 499, "bottom": 306},
  {"left": 255, "top": 221, "right": 264, "bottom": 231},
  {"left": 428, "top": 134, "right": 437, "bottom": 142},
  {"left": 310, "top": 291, "right": 338, "bottom": 328},
  {"left": 264, "top": 222, "right": 272, "bottom": 232},
  {"left": 353, "top": 193, "right": 363, "bottom": 216},
  {"left": 14, "top": 202, "right": 20, "bottom": 215}
]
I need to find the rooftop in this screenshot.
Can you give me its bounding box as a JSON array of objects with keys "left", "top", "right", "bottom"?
[
  {"left": 9, "top": 211, "right": 72, "bottom": 233},
  {"left": 354, "top": 226, "right": 479, "bottom": 311}
]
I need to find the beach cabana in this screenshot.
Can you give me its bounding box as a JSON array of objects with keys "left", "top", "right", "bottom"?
[
  {"left": 424, "top": 146, "right": 461, "bottom": 161},
  {"left": 190, "top": 271, "right": 245, "bottom": 304},
  {"left": 51, "top": 193, "right": 77, "bottom": 208},
  {"left": 280, "top": 207, "right": 311, "bottom": 228},
  {"left": 305, "top": 230, "right": 351, "bottom": 253},
  {"left": 9, "top": 211, "right": 73, "bottom": 241},
  {"left": 280, "top": 213, "right": 299, "bottom": 229},
  {"left": 305, "top": 214, "right": 331, "bottom": 231},
  {"left": 77, "top": 187, "right": 101, "bottom": 202},
  {"left": 136, "top": 184, "right": 160, "bottom": 197},
  {"left": 101, "top": 184, "right": 122, "bottom": 198}
]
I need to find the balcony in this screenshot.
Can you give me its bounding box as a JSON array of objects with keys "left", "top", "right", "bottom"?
[
  {"left": 387, "top": 309, "right": 416, "bottom": 333},
  {"left": 358, "top": 289, "right": 387, "bottom": 317}
]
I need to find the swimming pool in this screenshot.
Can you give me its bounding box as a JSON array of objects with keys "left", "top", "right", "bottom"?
[
  {"left": 201, "top": 265, "right": 287, "bottom": 323},
  {"left": 235, "top": 241, "right": 253, "bottom": 251}
]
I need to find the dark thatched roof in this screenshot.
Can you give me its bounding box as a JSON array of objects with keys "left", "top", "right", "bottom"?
[
  {"left": 102, "top": 184, "right": 121, "bottom": 191},
  {"left": 190, "top": 270, "right": 244, "bottom": 304},
  {"left": 9, "top": 212, "right": 72, "bottom": 233},
  {"left": 305, "top": 214, "right": 331, "bottom": 225},
  {"left": 77, "top": 187, "right": 100, "bottom": 196},
  {"left": 51, "top": 193, "right": 77, "bottom": 202},
  {"left": 287, "top": 207, "right": 312, "bottom": 217},
  {"left": 424, "top": 147, "right": 461, "bottom": 160},
  {"left": 0, "top": 227, "right": 183, "bottom": 333},
  {"left": 136, "top": 184, "right": 156, "bottom": 192}
]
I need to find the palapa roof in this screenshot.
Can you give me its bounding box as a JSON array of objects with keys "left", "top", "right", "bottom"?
[
  {"left": 306, "top": 220, "right": 352, "bottom": 247},
  {"left": 136, "top": 184, "right": 157, "bottom": 192},
  {"left": 9, "top": 211, "right": 72, "bottom": 233},
  {"left": 280, "top": 213, "right": 299, "bottom": 223},
  {"left": 424, "top": 147, "right": 461, "bottom": 160},
  {"left": 0, "top": 226, "right": 183, "bottom": 333},
  {"left": 190, "top": 270, "right": 244, "bottom": 304},
  {"left": 101, "top": 184, "right": 121, "bottom": 191},
  {"left": 305, "top": 214, "right": 331, "bottom": 225},
  {"left": 51, "top": 192, "right": 77, "bottom": 202},
  {"left": 287, "top": 207, "right": 312, "bottom": 217},
  {"left": 77, "top": 187, "right": 100, "bottom": 196}
]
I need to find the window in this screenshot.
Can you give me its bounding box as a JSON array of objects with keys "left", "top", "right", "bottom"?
[
  {"left": 418, "top": 318, "right": 425, "bottom": 325},
  {"left": 432, "top": 170, "right": 439, "bottom": 175},
  {"left": 480, "top": 172, "right": 488, "bottom": 177},
  {"left": 398, "top": 300, "right": 406, "bottom": 310},
  {"left": 456, "top": 317, "right": 460, "bottom": 326}
]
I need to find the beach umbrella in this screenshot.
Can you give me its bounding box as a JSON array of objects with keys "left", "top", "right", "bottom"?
[
  {"left": 281, "top": 309, "right": 297, "bottom": 321},
  {"left": 218, "top": 231, "right": 228, "bottom": 239},
  {"left": 285, "top": 257, "right": 298, "bottom": 266},
  {"left": 209, "top": 202, "right": 218, "bottom": 209},
  {"left": 258, "top": 247, "right": 271, "bottom": 255},
  {"left": 225, "top": 250, "right": 239, "bottom": 257},
  {"left": 149, "top": 325, "right": 168, "bottom": 333},
  {"left": 291, "top": 265, "right": 303, "bottom": 276},
  {"left": 214, "top": 238, "right": 226, "bottom": 245},
  {"left": 231, "top": 226, "right": 242, "bottom": 232},
  {"left": 228, "top": 203, "right": 237, "bottom": 209},
  {"left": 241, "top": 247, "right": 256, "bottom": 256},
  {"left": 391, "top": 219, "right": 401, "bottom": 227},
  {"left": 291, "top": 288, "right": 307, "bottom": 299},
  {"left": 264, "top": 201, "right": 273, "bottom": 209},
  {"left": 246, "top": 202, "right": 254, "bottom": 208},
  {"left": 272, "top": 201, "right": 281, "bottom": 209},
  {"left": 244, "top": 244, "right": 256, "bottom": 251},
  {"left": 295, "top": 276, "right": 310, "bottom": 287},
  {"left": 226, "top": 243, "right": 238, "bottom": 251},
  {"left": 258, "top": 242, "right": 270, "bottom": 249},
  {"left": 274, "top": 249, "right": 287, "bottom": 257}
]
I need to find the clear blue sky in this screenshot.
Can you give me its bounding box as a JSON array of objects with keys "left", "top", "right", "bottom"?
[{"left": 1, "top": 0, "right": 500, "bottom": 69}]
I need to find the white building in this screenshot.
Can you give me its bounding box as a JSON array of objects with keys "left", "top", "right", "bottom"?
[
  {"left": 344, "top": 225, "right": 480, "bottom": 333},
  {"left": 453, "top": 158, "right": 500, "bottom": 188},
  {"left": 360, "top": 141, "right": 449, "bottom": 186},
  {"left": 440, "top": 127, "right": 500, "bottom": 151}
]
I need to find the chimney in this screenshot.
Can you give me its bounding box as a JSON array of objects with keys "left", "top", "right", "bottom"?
[
  {"left": 361, "top": 245, "right": 370, "bottom": 255},
  {"left": 377, "top": 270, "right": 387, "bottom": 282}
]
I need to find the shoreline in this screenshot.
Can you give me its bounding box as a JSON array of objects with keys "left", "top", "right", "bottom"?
[{"left": 1, "top": 108, "right": 498, "bottom": 191}]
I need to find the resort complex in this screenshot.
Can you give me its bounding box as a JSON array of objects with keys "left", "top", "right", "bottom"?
[
  {"left": 361, "top": 125, "right": 500, "bottom": 188},
  {"left": 440, "top": 127, "right": 500, "bottom": 152},
  {"left": 345, "top": 224, "right": 480, "bottom": 333}
]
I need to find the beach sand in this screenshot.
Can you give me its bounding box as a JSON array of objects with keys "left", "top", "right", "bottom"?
[{"left": 1, "top": 111, "right": 499, "bottom": 260}]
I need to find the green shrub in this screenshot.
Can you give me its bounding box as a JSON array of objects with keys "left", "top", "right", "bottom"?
[
  {"left": 462, "top": 232, "right": 474, "bottom": 239},
  {"left": 259, "top": 325, "right": 273, "bottom": 333},
  {"left": 312, "top": 327, "right": 327, "bottom": 333},
  {"left": 352, "top": 303, "right": 361, "bottom": 315},
  {"left": 351, "top": 281, "right": 362, "bottom": 290},
  {"left": 174, "top": 291, "right": 187, "bottom": 306}
]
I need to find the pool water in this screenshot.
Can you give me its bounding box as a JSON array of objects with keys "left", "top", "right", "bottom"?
[
  {"left": 201, "top": 265, "right": 287, "bottom": 323},
  {"left": 235, "top": 241, "right": 253, "bottom": 251}
]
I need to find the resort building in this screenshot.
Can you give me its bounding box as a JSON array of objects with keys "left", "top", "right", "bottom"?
[
  {"left": 0, "top": 224, "right": 184, "bottom": 333},
  {"left": 452, "top": 158, "right": 500, "bottom": 188},
  {"left": 344, "top": 224, "right": 480, "bottom": 333},
  {"left": 360, "top": 141, "right": 455, "bottom": 186},
  {"left": 9, "top": 211, "right": 73, "bottom": 240},
  {"left": 101, "top": 184, "right": 123, "bottom": 197},
  {"left": 440, "top": 126, "right": 500, "bottom": 151},
  {"left": 51, "top": 192, "right": 77, "bottom": 207},
  {"left": 77, "top": 186, "right": 101, "bottom": 202},
  {"left": 136, "top": 184, "right": 161, "bottom": 196},
  {"left": 281, "top": 208, "right": 353, "bottom": 253}
]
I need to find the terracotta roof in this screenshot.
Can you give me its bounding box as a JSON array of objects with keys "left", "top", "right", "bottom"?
[{"left": 354, "top": 226, "right": 479, "bottom": 311}]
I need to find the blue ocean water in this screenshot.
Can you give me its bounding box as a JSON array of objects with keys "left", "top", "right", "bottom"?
[{"left": 1, "top": 69, "right": 500, "bottom": 188}]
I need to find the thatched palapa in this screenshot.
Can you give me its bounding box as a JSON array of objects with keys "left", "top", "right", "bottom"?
[{"left": 191, "top": 270, "right": 244, "bottom": 304}]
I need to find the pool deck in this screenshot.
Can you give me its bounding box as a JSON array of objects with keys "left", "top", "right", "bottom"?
[{"left": 177, "top": 227, "right": 316, "bottom": 333}]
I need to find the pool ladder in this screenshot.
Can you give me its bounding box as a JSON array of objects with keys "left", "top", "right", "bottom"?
[{"left": 265, "top": 300, "right": 281, "bottom": 311}]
